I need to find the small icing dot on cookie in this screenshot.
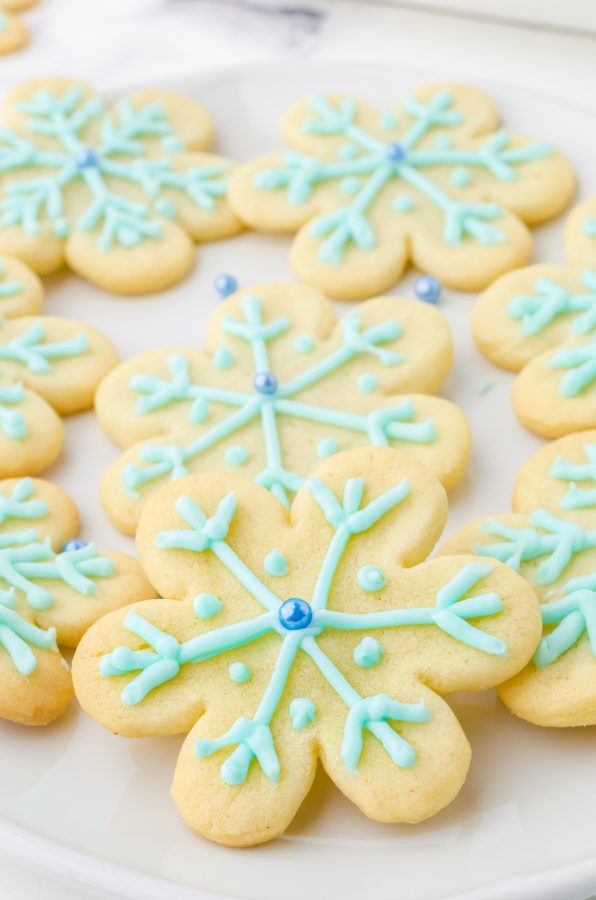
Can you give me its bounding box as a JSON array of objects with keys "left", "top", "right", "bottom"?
[
  {"left": 317, "top": 437, "right": 340, "bottom": 459},
  {"left": 353, "top": 636, "right": 384, "bottom": 668},
  {"left": 214, "top": 345, "right": 235, "bottom": 369},
  {"left": 357, "top": 373, "right": 378, "bottom": 393},
  {"left": 229, "top": 662, "right": 252, "bottom": 684},
  {"left": 358, "top": 565, "right": 387, "bottom": 592},
  {"left": 193, "top": 593, "right": 223, "bottom": 619},
  {"left": 264, "top": 549, "right": 288, "bottom": 577},
  {"left": 290, "top": 698, "right": 316, "bottom": 730},
  {"left": 225, "top": 445, "right": 249, "bottom": 466},
  {"left": 293, "top": 334, "right": 314, "bottom": 354}
]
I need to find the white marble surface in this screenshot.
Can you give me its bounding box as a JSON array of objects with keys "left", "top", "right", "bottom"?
[{"left": 1, "top": 2, "right": 596, "bottom": 898}]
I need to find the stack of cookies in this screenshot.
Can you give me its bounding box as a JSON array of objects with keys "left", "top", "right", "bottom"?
[{"left": 0, "top": 75, "right": 594, "bottom": 851}]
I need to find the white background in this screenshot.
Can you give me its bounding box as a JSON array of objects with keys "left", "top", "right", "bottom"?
[{"left": 1, "top": 1, "right": 595, "bottom": 897}]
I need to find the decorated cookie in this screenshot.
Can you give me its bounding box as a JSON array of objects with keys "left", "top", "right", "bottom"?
[
  {"left": 0, "top": 476, "right": 153, "bottom": 725},
  {"left": 0, "top": 78, "right": 242, "bottom": 294},
  {"left": 0, "top": 255, "right": 117, "bottom": 477},
  {"left": 73, "top": 447, "right": 540, "bottom": 846},
  {"left": 0, "top": 0, "right": 37, "bottom": 55},
  {"left": 228, "top": 85, "right": 574, "bottom": 300},
  {"left": 472, "top": 199, "right": 596, "bottom": 438},
  {"left": 97, "top": 282, "right": 471, "bottom": 534},
  {"left": 440, "top": 431, "right": 596, "bottom": 727}
]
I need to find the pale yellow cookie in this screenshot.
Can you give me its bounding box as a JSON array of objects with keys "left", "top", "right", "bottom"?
[
  {"left": 0, "top": 78, "right": 243, "bottom": 294},
  {"left": 0, "top": 0, "right": 37, "bottom": 55},
  {"left": 0, "top": 476, "right": 154, "bottom": 726},
  {"left": 472, "top": 199, "right": 596, "bottom": 438},
  {"left": 0, "top": 257, "right": 118, "bottom": 476},
  {"left": 229, "top": 84, "right": 574, "bottom": 300},
  {"left": 439, "top": 432, "right": 596, "bottom": 727},
  {"left": 96, "top": 281, "right": 471, "bottom": 535},
  {"left": 73, "top": 447, "right": 540, "bottom": 846}
]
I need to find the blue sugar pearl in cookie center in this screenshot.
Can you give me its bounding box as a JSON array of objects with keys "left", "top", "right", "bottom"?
[
  {"left": 279, "top": 598, "right": 313, "bottom": 631},
  {"left": 74, "top": 147, "right": 100, "bottom": 170},
  {"left": 253, "top": 371, "right": 278, "bottom": 395},
  {"left": 62, "top": 538, "right": 88, "bottom": 552},
  {"left": 384, "top": 142, "right": 407, "bottom": 164}
]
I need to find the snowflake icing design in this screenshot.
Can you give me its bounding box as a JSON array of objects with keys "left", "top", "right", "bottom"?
[
  {"left": 442, "top": 435, "right": 596, "bottom": 673},
  {"left": 76, "top": 449, "right": 537, "bottom": 843},
  {"left": 99, "top": 287, "right": 469, "bottom": 533},
  {"left": 0, "top": 79, "right": 240, "bottom": 291},
  {"left": 230, "top": 86, "right": 572, "bottom": 296}
]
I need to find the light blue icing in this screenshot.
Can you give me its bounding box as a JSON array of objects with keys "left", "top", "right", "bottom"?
[
  {"left": 290, "top": 697, "right": 316, "bottom": 729},
  {"left": 549, "top": 339, "right": 596, "bottom": 397},
  {"left": 583, "top": 217, "right": 596, "bottom": 237},
  {"left": 229, "top": 661, "right": 252, "bottom": 684},
  {"left": 0, "top": 85, "right": 229, "bottom": 251},
  {"left": 102, "top": 474, "right": 509, "bottom": 785},
  {"left": 357, "top": 372, "right": 378, "bottom": 393},
  {"left": 341, "top": 176, "right": 361, "bottom": 196},
  {"left": 0, "top": 383, "right": 27, "bottom": 440},
  {"left": 379, "top": 113, "right": 398, "bottom": 132},
  {"left": 253, "top": 91, "right": 551, "bottom": 263},
  {"left": 214, "top": 345, "right": 235, "bottom": 370},
  {"left": 317, "top": 437, "right": 340, "bottom": 459},
  {"left": 0, "top": 588, "right": 58, "bottom": 675},
  {"left": 549, "top": 445, "right": 596, "bottom": 509},
  {"left": 358, "top": 564, "right": 386, "bottom": 592},
  {"left": 393, "top": 194, "right": 414, "bottom": 213},
  {"left": 0, "top": 262, "right": 22, "bottom": 299},
  {"left": 264, "top": 549, "right": 288, "bottom": 577},
  {"left": 337, "top": 143, "right": 358, "bottom": 160},
  {"left": 154, "top": 197, "right": 177, "bottom": 220},
  {"left": 477, "top": 510, "right": 596, "bottom": 586},
  {"left": 193, "top": 593, "right": 222, "bottom": 619},
  {"left": 0, "top": 479, "right": 48, "bottom": 525},
  {"left": 293, "top": 334, "right": 314, "bottom": 354},
  {"left": 507, "top": 273, "right": 596, "bottom": 337},
  {"left": 353, "top": 636, "right": 384, "bottom": 668},
  {"left": 0, "top": 322, "right": 89, "bottom": 374},
  {"left": 534, "top": 585, "right": 596, "bottom": 667},
  {"left": 450, "top": 166, "right": 470, "bottom": 187},
  {"left": 225, "top": 445, "right": 249, "bottom": 466},
  {"left": 122, "top": 296, "right": 439, "bottom": 509}
]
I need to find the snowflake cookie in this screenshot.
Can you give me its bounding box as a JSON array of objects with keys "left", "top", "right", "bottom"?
[
  {"left": 0, "top": 78, "right": 242, "bottom": 294},
  {"left": 97, "top": 281, "right": 471, "bottom": 534},
  {"left": 0, "top": 254, "right": 117, "bottom": 477},
  {"left": 473, "top": 199, "right": 596, "bottom": 438},
  {"left": 0, "top": 0, "right": 37, "bottom": 55},
  {"left": 440, "top": 430, "right": 596, "bottom": 727},
  {"left": 0, "top": 476, "right": 153, "bottom": 725},
  {"left": 228, "top": 85, "right": 574, "bottom": 300},
  {"left": 73, "top": 447, "right": 540, "bottom": 846}
]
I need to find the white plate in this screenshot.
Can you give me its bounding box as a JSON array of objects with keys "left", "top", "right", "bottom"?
[{"left": 0, "top": 61, "right": 595, "bottom": 900}]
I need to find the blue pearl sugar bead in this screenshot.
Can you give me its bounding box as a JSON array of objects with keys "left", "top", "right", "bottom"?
[
  {"left": 278, "top": 598, "right": 313, "bottom": 631},
  {"left": 214, "top": 273, "right": 238, "bottom": 298},
  {"left": 62, "top": 538, "right": 88, "bottom": 552},
  {"left": 253, "top": 371, "right": 278, "bottom": 395},
  {"left": 74, "top": 147, "right": 99, "bottom": 169},
  {"left": 414, "top": 275, "right": 442, "bottom": 304},
  {"left": 385, "top": 142, "right": 407, "bottom": 164}
]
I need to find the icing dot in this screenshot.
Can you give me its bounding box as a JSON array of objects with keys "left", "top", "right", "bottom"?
[
  {"left": 357, "top": 373, "right": 378, "bottom": 393},
  {"left": 253, "top": 371, "right": 278, "bottom": 395},
  {"left": 264, "top": 549, "right": 288, "bottom": 577},
  {"left": 414, "top": 276, "right": 442, "bottom": 304},
  {"left": 450, "top": 167, "right": 471, "bottom": 187},
  {"left": 317, "top": 437, "right": 339, "bottom": 459},
  {"left": 214, "top": 273, "right": 238, "bottom": 298},
  {"left": 353, "top": 637, "right": 384, "bottom": 669},
  {"left": 225, "top": 445, "right": 249, "bottom": 466},
  {"left": 74, "top": 147, "right": 99, "bottom": 169},
  {"left": 61, "top": 538, "right": 88, "bottom": 552},
  {"left": 229, "top": 661, "right": 252, "bottom": 684},
  {"left": 385, "top": 142, "right": 407, "bottom": 164},
  {"left": 435, "top": 134, "right": 453, "bottom": 150},
  {"left": 337, "top": 142, "right": 358, "bottom": 160},
  {"left": 294, "top": 334, "right": 314, "bottom": 354},
  {"left": 194, "top": 593, "right": 222, "bottom": 619},
  {"left": 379, "top": 112, "right": 398, "bottom": 132},
  {"left": 189, "top": 395, "right": 208, "bottom": 424},
  {"left": 52, "top": 217, "right": 70, "bottom": 238},
  {"left": 154, "top": 198, "right": 177, "bottom": 220},
  {"left": 290, "top": 698, "right": 316, "bottom": 730},
  {"left": 278, "top": 598, "right": 312, "bottom": 631},
  {"left": 161, "top": 135, "right": 185, "bottom": 152},
  {"left": 214, "top": 345, "right": 235, "bottom": 369},
  {"left": 393, "top": 194, "right": 414, "bottom": 213},
  {"left": 358, "top": 565, "right": 387, "bottom": 592},
  {"left": 341, "top": 176, "right": 361, "bottom": 196}
]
